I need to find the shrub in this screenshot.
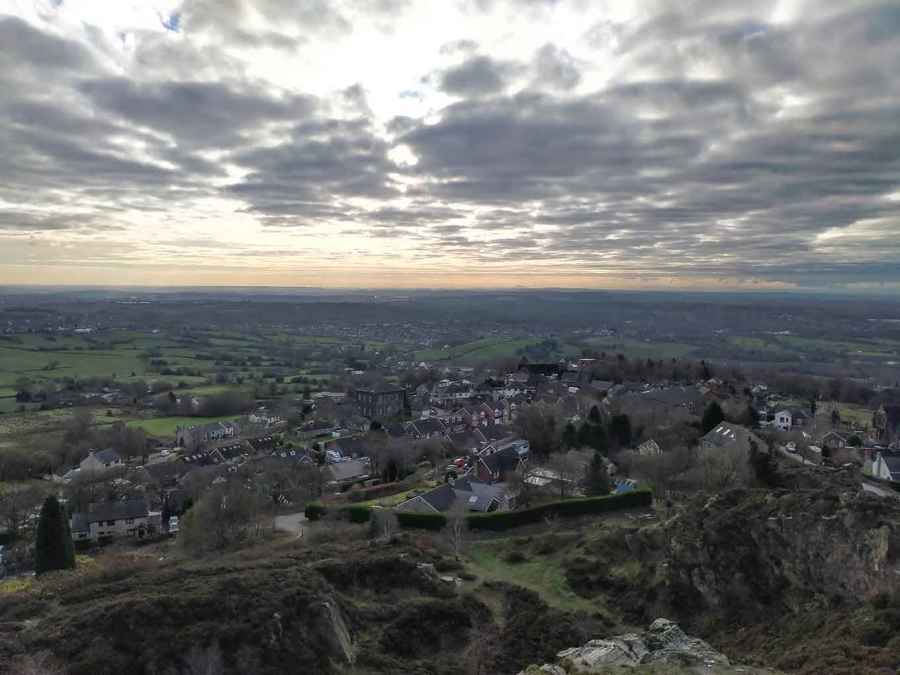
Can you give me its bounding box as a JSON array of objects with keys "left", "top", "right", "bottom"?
[
  {"left": 341, "top": 505, "right": 372, "bottom": 523},
  {"left": 395, "top": 511, "right": 447, "bottom": 531},
  {"left": 304, "top": 502, "right": 326, "bottom": 521}
]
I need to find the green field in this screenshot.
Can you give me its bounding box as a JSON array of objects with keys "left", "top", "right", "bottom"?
[
  {"left": 414, "top": 337, "right": 581, "bottom": 366},
  {"left": 126, "top": 415, "right": 242, "bottom": 438},
  {"left": 585, "top": 338, "right": 696, "bottom": 360}
]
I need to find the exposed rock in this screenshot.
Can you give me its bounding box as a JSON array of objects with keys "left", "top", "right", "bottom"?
[{"left": 519, "top": 619, "right": 777, "bottom": 674}]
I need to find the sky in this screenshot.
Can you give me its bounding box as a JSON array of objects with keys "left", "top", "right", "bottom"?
[{"left": 0, "top": 0, "right": 898, "bottom": 291}]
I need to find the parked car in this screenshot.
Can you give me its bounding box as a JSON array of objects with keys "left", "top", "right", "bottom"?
[{"left": 168, "top": 516, "right": 179, "bottom": 535}]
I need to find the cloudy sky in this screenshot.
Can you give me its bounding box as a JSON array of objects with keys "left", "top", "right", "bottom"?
[{"left": 1, "top": 0, "right": 898, "bottom": 290}]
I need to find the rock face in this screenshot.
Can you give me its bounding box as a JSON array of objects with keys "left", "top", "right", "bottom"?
[
  {"left": 519, "top": 619, "right": 773, "bottom": 675},
  {"left": 628, "top": 484, "right": 900, "bottom": 626}
]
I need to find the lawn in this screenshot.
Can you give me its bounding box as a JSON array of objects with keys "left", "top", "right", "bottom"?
[
  {"left": 465, "top": 540, "right": 598, "bottom": 613},
  {"left": 127, "top": 415, "right": 242, "bottom": 438}
]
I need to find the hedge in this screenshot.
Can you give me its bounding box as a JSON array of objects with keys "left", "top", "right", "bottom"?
[
  {"left": 395, "top": 511, "right": 447, "bottom": 531},
  {"left": 303, "top": 490, "right": 652, "bottom": 532},
  {"left": 466, "top": 489, "right": 653, "bottom": 532}
]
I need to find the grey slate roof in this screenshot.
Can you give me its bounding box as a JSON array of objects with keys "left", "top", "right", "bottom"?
[
  {"left": 71, "top": 498, "right": 149, "bottom": 531},
  {"left": 93, "top": 448, "right": 122, "bottom": 464}
]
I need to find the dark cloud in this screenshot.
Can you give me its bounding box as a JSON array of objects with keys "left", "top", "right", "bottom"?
[
  {"left": 438, "top": 55, "right": 522, "bottom": 96},
  {"left": 79, "top": 78, "right": 314, "bottom": 148}
]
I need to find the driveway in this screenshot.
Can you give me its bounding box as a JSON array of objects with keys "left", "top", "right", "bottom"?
[{"left": 274, "top": 511, "right": 306, "bottom": 536}]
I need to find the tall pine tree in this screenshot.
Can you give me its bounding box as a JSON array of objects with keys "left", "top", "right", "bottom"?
[
  {"left": 584, "top": 451, "right": 612, "bottom": 496},
  {"left": 702, "top": 401, "right": 725, "bottom": 434},
  {"left": 35, "top": 495, "right": 75, "bottom": 575}
]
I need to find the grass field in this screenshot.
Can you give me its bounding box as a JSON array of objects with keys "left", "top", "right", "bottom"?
[
  {"left": 465, "top": 540, "right": 598, "bottom": 613},
  {"left": 414, "top": 337, "right": 581, "bottom": 366},
  {"left": 127, "top": 415, "right": 242, "bottom": 438},
  {"left": 585, "top": 338, "right": 696, "bottom": 360}
]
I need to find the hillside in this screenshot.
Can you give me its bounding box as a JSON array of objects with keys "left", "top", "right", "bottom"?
[{"left": 2, "top": 467, "right": 898, "bottom": 674}]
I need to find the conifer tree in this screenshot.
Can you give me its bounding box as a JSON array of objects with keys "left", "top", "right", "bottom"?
[{"left": 34, "top": 495, "right": 75, "bottom": 575}]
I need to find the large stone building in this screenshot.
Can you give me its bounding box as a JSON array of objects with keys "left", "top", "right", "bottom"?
[{"left": 353, "top": 386, "right": 410, "bottom": 420}]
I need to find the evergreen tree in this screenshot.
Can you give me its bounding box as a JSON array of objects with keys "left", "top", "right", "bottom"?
[
  {"left": 561, "top": 421, "right": 578, "bottom": 449},
  {"left": 577, "top": 421, "right": 607, "bottom": 453},
  {"left": 609, "top": 414, "right": 632, "bottom": 450},
  {"left": 588, "top": 405, "right": 602, "bottom": 425},
  {"left": 701, "top": 401, "right": 725, "bottom": 434},
  {"left": 748, "top": 439, "right": 778, "bottom": 488},
  {"left": 584, "top": 451, "right": 611, "bottom": 496},
  {"left": 831, "top": 408, "right": 840, "bottom": 428},
  {"left": 34, "top": 495, "right": 75, "bottom": 575}
]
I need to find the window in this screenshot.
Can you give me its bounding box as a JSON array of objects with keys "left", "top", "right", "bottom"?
[
  {"left": 126, "top": 518, "right": 134, "bottom": 524},
  {"left": 107, "top": 520, "right": 116, "bottom": 526}
]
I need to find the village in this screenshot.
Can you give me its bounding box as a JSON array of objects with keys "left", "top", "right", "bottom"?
[{"left": 3, "top": 349, "right": 897, "bottom": 569}]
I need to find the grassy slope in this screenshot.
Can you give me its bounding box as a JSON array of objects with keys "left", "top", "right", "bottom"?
[{"left": 126, "top": 415, "right": 242, "bottom": 437}]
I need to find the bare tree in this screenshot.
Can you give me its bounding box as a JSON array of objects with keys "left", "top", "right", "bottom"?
[
  {"left": 548, "top": 452, "right": 581, "bottom": 499},
  {"left": 446, "top": 500, "right": 468, "bottom": 558}
]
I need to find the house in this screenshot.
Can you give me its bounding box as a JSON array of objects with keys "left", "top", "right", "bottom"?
[
  {"left": 774, "top": 408, "right": 810, "bottom": 432},
  {"left": 873, "top": 405, "right": 900, "bottom": 446},
  {"left": 395, "top": 478, "right": 509, "bottom": 514},
  {"left": 819, "top": 430, "right": 847, "bottom": 449},
  {"left": 472, "top": 446, "right": 525, "bottom": 483},
  {"left": 637, "top": 439, "right": 662, "bottom": 456},
  {"left": 871, "top": 451, "right": 900, "bottom": 483},
  {"left": 353, "top": 386, "right": 410, "bottom": 420},
  {"left": 70, "top": 498, "right": 157, "bottom": 543},
  {"left": 323, "top": 458, "right": 371, "bottom": 487},
  {"left": 79, "top": 449, "right": 124, "bottom": 473},
  {"left": 407, "top": 417, "right": 447, "bottom": 439},
  {"left": 700, "top": 422, "right": 764, "bottom": 454},
  {"left": 175, "top": 420, "right": 240, "bottom": 451}
]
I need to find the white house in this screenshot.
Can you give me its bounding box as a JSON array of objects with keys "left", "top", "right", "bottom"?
[
  {"left": 774, "top": 410, "right": 793, "bottom": 432},
  {"left": 79, "top": 449, "right": 124, "bottom": 473},
  {"left": 70, "top": 498, "right": 158, "bottom": 543}
]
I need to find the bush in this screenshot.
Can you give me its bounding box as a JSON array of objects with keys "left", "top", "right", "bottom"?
[
  {"left": 304, "top": 502, "right": 326, "bottom": 521},
  {"left": 342, "top": 505, "right": 372, "bottom": 524},
  {"left": 395, "top": 511, "right": 447, "bottom": 531}
]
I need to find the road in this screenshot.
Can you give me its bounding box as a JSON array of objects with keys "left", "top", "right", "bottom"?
[{"left": 273, "top": 511, "right": 306, "bottom": 537}]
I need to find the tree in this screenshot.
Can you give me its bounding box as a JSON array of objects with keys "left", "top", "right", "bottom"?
[
  {"left": 701, "top": 402, "right": 725, "bottom": 434},
  {"left": 748, "top": 439, "right": 778, "bottom": 488},
  {"left": 609, "top": 414, "right": 632, "bottom": 450},
  {"left": 513, "top": 403, "right": 561, "bottom": 460},
  {"left": 577, "top": 421, "right": 608, "bottom": 453},
  {"left": 561, "top": 422, "right": 578, "bottom": 449},
  {"left": 0, "top": 481, "right": 50, "bottom": 540},
  {"left": 180, "top": 483, "right": 260, "bottom": 556},
  {"left": 34, "top": 495, "right": 75, "bottom": 575},
  {"left": 584, "top": 451, "right": 611, "bottom": 496},
  {"left": 446, "top": 501, "right": 468, "bottom": 558},
  {"left": 831, "top": 408, "right": 841, "bottom": 428},
  {"left": 548, "top": 452, "right": 580, "bottom": 500}
]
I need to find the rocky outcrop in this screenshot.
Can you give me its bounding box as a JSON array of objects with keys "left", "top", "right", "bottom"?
[
  {"left": 519, "top": 619, "right": 776, "bottom": 675},
  {"left": 627, "top": 485, "right": 900, "bottom": 626}
]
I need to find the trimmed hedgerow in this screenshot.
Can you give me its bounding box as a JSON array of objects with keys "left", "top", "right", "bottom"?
[
  {"left": 395, "top": 511, "right": 447, "bottom": 531},
  {"left": 466, "top": 490, "right": 653, "bottom": 532}
]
